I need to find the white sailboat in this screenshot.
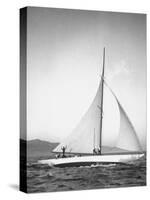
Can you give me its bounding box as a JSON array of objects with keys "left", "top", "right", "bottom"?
[{"left": 38, "top": 48, "right": 144, "bottom": 167}]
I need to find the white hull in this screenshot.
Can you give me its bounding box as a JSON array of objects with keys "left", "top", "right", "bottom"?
[{"left": 38, "top": 153, "right": 144, "bottom": 167}]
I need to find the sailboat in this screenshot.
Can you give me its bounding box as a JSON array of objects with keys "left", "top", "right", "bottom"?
[{"left": 38, "top": 48, "right": 144, "bottom": 167}]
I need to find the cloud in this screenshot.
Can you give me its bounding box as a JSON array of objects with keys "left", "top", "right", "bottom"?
[{"left": 106, "top": 59, "right": 134, "bottom": 82}]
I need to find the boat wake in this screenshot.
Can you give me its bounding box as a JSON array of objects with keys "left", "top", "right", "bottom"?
[{"left": 79, "top": 163, "right": 117, "bottom": 168}]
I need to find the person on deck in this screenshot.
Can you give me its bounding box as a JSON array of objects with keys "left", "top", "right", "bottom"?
[{"left": 61, "top": 146, "right": 67, "bottom": 158}]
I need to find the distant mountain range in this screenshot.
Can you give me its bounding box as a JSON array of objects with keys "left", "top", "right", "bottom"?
[{"left": 20, "top": 139, "right": 59, "bottom": 161}]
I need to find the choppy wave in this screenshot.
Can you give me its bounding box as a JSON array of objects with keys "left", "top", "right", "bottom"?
[{"left": 27, "top": 155, "right": 146, "bottom": 193}]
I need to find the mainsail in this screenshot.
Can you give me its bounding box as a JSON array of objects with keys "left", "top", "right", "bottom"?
[
  {"left": 54, "top": 80, "right": 103, "bottom": 154},
  {"left": 53, "top": 49, "right": 142, "bottom": 154}
]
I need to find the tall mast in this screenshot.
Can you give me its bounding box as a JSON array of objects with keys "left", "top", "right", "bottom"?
[{"left": 99, "top": 47, "right": 105, "bottom": 154}]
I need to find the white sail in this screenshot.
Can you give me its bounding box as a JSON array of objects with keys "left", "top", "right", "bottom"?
[
  {"left": 53, "top": 80, "right": 142, "bottom": 154},
  {"left": 104, "top": 82, "right": 142, "bottom": 152},
  {"left": 53, "top": 80, "right": 103, "bottom": 154},
  {"left": 115, "top": 99, "right": 142, "bottom": 151},
  {"left": 53, "top": 46, "right": 142, "bottom": 155}
]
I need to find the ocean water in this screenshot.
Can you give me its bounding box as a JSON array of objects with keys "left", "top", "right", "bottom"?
[{"left": 27, "top": 155, "right": 146, "bottom": 193}]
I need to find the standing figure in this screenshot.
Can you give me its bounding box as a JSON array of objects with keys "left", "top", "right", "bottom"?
[
  {"left": 93, "top": 148, "right": 97, "bottom": 155},
  {"left": 61, "top": 146, "right": 67, "bottom": 158}
]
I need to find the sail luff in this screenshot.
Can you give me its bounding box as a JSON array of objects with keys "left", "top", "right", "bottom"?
[{"left": 99, "top": 47, "right": 105, "bottom": 154}]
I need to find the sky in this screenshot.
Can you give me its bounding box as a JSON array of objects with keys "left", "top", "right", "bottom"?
[{"left": 26, "top": 7, "right": 146, "bottom": 149}]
